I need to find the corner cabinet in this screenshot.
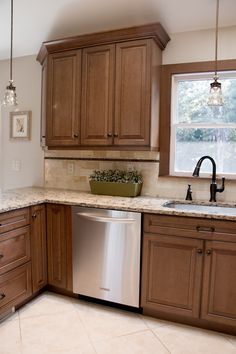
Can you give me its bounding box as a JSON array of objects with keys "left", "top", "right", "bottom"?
[
  {"left": 30, "top": 204, "right": 47, "bottom": 293},
  {"left": 46, "top": 204, "right": 72, "bottom": 291},
  {"left": 141, "top": 214, "right": 236, "bottom": 334},
  {"left": 37, "top": 23, "right": 170, "bottom": 149}
]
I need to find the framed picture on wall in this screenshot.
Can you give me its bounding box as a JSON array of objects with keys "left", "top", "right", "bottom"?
[{"left": 10, "top": 111, "right": 31, "bottom": 140}]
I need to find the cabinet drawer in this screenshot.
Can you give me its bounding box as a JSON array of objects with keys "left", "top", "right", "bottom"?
[
  {"left": 144, "top": 214, "right": 236, "bottom": 242},
  {"left": 0, "top": 226, "right": 31, "bottom": 275},
  {"left": 0, "top": 208, "right": 30, "bottom": 234},
  {"left": 0, "top": 262, "right": 32, "bottom": 313}
]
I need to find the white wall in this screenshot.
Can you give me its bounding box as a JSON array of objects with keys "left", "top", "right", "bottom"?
[
  {"left": 163, "top": 25, "right": 236, "bottom": 64},
  {"left": 0, "top": 55, "right": 44, "bottom": 191}
]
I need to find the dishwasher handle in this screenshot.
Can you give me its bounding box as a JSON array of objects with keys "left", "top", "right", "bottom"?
[{"left": 76, "top": 212, "right": 136, "bottom": 224}]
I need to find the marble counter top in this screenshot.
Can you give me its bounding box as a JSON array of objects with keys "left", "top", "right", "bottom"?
[{"left": 0, "top": 187, "right": 236, "bottom": 221}]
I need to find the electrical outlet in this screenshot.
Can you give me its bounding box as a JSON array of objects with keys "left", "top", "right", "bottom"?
[
  {"left": 12, "top": 160, "right": 21, "bottom": 172},
  {"left": 127, "top": 163, "right": 134, "bottom": 171},
  {"left": 67, "top": 162, "right": 74, "bottom": 175}
]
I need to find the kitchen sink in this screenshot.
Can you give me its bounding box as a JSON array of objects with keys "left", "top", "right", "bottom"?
[{"left": 163, "top": 201, "right": 236, "bottom": 215}]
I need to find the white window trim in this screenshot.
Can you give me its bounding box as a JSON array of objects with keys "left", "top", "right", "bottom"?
[{"left": 170, "top": 71, "right": 236, "bottom": 179}]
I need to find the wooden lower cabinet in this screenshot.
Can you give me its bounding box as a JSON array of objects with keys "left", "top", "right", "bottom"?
[
  {"left": 142, "top": 214, "right": 236, "bottom": 334},
  {"left": 201, "top": 240, "right": 236, "bottom": 327},
  {"left": 46, "top": 204, "right": 72, "bottom": 291},
  {"left": 0, "top": 262, "right": 32, "bottom": 315},
  {"left": 141, "top": 233, "right": 204, "bottom": 318},
  {"left": 31, "top": 205, "right": 47, "bottom": 293}
]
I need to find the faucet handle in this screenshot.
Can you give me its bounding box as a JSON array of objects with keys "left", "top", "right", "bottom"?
[{"left": 217, "top": 176, "right": 225, "bottom": 193}]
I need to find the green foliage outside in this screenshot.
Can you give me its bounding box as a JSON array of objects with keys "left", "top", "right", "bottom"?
[{"left": 177, "top": 77, "right": 236, "bottom": 143}]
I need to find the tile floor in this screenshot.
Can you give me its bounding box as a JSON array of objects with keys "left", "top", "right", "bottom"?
[{"left": 0, "top": 292, "right": 236, "bottom": 354}]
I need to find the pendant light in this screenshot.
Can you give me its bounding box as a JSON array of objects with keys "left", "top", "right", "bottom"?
[
  {"left": 2, "top": 0, "right": 18, "bottom": 106},
  {"left": 208, "top": 0, "right": 223, "bottom": 106}
]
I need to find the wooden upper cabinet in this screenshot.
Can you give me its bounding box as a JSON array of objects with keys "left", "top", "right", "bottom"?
[
  {"left": 201, "top": 240, "right": 236, "bottom": 327},
  {"left": 81, "top": 45, "right": 115, "bottom": 146},
  {"left": 46, "top": 51, "right": 81, "bottom": 146},
  {"left": 37, "top": 23, "right": 169, "bottom": 149},
  {"left": 114, "top": 40, "right": 151, "bottom": 146}
]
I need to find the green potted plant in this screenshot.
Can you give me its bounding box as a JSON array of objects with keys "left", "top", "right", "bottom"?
[{"left": 89, "top": 169, "right": 143, "bottom": 197}]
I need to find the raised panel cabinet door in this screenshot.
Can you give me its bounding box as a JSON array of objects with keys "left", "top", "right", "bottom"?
[
  {"left": 201, "top": 241, "right": 236, "bottom": 327},
  {"left": 31, "top": 205, "right": 47, "bottom": 293},
  {"left": 0, "top": 262, "right": 32, "bottom": 316},
  {"left": 141, "top": 233, "right": 204, "bottom": 318},
  {"left": 47, "top": 204, "right": 72, "bottom": 291},
  {"left": 46, "top": 51, "right": 81, "bottom": 146},
  {"left": 114, "top": 39, "right": 151, "bottom": 146},
  {"left": 0, "top": 226, "right": 30, "bottom": 275},
  {"left": 81, "top": 45, "right": 115, "bottom": 145}
]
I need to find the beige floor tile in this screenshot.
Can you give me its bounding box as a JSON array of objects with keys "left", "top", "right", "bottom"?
[
  {"left": 223, "top": 334, "right": 236, "bottom": 347},
  {"left": 152, "top": 322, "right": 236, "bottom": 354},
  {"left": 19, "top": 292, "right": 76, "bottom": 319},
  {"left": 20, "top": 310, "right": 95, "bottom": 354},
  {"left": 141, "top": 314, "right": 172, "bottom": 329},
  {"left": 73, "top": 301, "right": 148, "bottom": 342},
  {"left": 0, "top": 316, "right": 22, "bottom": 354},
  {"left": 93, "top": 329, "right": 169, "bottom": 354}
]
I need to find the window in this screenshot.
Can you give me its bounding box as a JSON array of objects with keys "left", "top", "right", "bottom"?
[
  {"left": 170, "top": 71, "right": 236, "bottom": 178},
  {"left": 159, "top": 60, "right": 236, "bottom": 177}
]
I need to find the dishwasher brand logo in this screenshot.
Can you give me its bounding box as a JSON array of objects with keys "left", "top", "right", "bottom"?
[{"left": 100, "top": 287, "right": 110, "bottom": 291}]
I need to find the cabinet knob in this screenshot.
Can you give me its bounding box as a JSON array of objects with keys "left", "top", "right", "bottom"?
[
  {"left": 74, "top": 133, "right": 79, "bottom": 138},
  {"left": 0, "top": 254, "right": 4, "bottom": 259},
  {"left": 206, "top": 249, "right": 212, "bottom": 255},
  {"left": 197, "top": 249, "right": 203, "bottom": 254},
  {"left": 113, "top": 133, "right": 118, "bottom": 137},
  {"left": 0, "top": 293, "right": 6, "bottom": 301},
  {"left": 32, "top": 214, "right": 37, "bottom": 219},
  {"left": 107, "top": 133, "right": 112, "bottom": 138}
]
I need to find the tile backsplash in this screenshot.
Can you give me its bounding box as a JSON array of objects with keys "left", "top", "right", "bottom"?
[{"left": 44, "top": 150, "right": 236, "bottom": 203}]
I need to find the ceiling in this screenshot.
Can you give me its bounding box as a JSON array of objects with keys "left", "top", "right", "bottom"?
[{"left": 0, "top": 0, "right": 236, "bottom": 60}]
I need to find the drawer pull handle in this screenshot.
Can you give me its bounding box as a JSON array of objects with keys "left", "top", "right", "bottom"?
[
  {"left": 206, "top": 249, "right": 212, "bottom": 255},
  {"left": 197, "top": 249, "right": 203, "bottom": 254},
  {"left": 0, "top": 293, "right": 6, "bottom": 300},
  {"left": 0, "top": 254, "right": 3, "bottom": 259},
  {"left": 196, "top": 226, "right": 215, "bottom": 233}
]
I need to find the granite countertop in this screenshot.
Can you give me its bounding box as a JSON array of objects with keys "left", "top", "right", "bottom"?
[{"left": 0, "top": 186, "right": 236, "bottom": 221}]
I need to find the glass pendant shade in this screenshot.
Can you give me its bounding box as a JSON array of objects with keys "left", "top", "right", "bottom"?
[
  {"left": 207, "top": 76, "right": 223, "bottom": 106},
  {"left": 2, "top": 80, "right": 17, "bottom": 106}
]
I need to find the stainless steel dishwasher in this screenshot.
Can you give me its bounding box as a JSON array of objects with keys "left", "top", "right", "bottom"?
[{"left": 72, "top": 206, "right": 141, "bottom": 307}]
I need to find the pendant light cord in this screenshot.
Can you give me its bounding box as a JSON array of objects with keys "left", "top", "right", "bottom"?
[
  {"left": 214, "top": 0, "right": 219, "bottom": 77},
  {"left": 10, "top": 0, "right": 13, "bottom": 81}
]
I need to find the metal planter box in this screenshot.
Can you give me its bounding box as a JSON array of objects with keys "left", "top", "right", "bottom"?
[{"left": 89, "top": 181, "right": 142, "bottom": 197}]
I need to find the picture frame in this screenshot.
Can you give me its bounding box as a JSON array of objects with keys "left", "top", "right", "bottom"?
[{"left": 10, "top": 111, "right": 31, "bottom": 140}]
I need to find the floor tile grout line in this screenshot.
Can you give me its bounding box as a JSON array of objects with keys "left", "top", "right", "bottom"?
[
  {"left": 17, "top": 310, "right": 23, "bottom": 351},
  {"left": 72, "top": 302, "right": 99, "bottom": 353},
  {"left": 150, "top": 328, "right": 172, "bottom": 354},
  {"left": 220, "top": 333, "right": 236, "bottom": 348}
]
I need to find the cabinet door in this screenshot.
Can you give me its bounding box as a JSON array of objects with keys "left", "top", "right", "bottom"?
[
  {"left": 114, "top": 40, "right": 151, "bottom": 146},
  {"left": 31, "top": 205, "right": 47, "bottom": 293},
  {"left": 0, "top": 262, "right": 32, "bottom": 317},
  {"left": 47, "top": 204, "right": 72, "bottom": 291},
  {"left": 81, "top": 45, "right": 115, "bottom": 146},
  {"left": 141, "top": 233, "right": 204, "bottom": 318},
  {"left": 46, "top": 51, "right": 81, "bottom": 146},
  {"left": 201, "top": 241, "right": 236, "bottom": 327}
]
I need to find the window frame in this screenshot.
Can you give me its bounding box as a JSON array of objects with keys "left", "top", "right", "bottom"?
[{"left": 159, "top": 59, "right": 236, "bottom": 177}]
